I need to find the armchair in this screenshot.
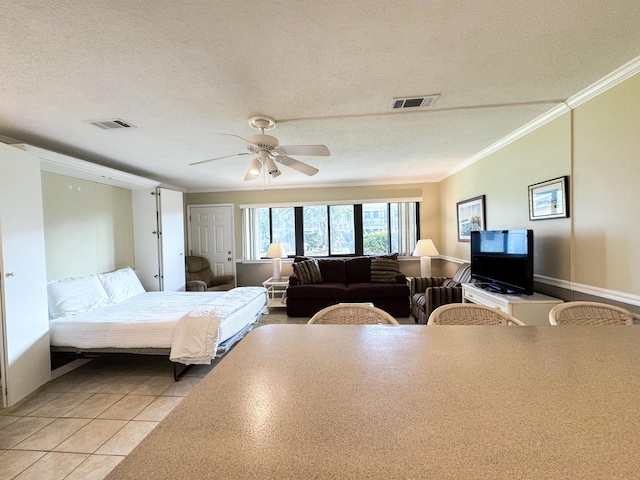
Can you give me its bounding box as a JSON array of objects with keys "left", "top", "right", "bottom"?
[
  {"left": 185, "top": 256, "right": 235, "bottom": 292},
  {"left": 410, "top": 263, "right": 472, "bottom": 324}
]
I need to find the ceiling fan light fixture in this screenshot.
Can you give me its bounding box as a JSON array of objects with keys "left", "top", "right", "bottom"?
[
  {"left": 248, "top": 157, "right": 262, "bottom": 176},
  {"left": 265, "top": 157, "right": 280, "bottom": 175},
  {"left": 192, "top": 115, "right": 329, "bottom": 181}
]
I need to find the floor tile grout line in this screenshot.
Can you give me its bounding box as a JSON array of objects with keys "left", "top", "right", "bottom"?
[
  {"left": 1, "top": 318, "right": 310, "bottom": 478},
  {"left": 8, "top": 417, "right": 129, "bottom": 455}
]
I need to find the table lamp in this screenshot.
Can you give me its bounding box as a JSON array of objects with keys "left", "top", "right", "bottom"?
[
  {"left": 265, "top": 243, "right": 287, "bottom": 280},
  {"left": 412, "top": 239, "right": 439, "bottom": 277}
]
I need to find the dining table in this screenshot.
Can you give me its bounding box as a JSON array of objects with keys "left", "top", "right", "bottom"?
[{"left": 107, "top": 324, "right": 640, "bottom": 479}]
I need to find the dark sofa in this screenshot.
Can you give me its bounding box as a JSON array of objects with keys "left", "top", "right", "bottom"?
[{"left": 286, "top": 255, "right": 410, "bottom": 318}]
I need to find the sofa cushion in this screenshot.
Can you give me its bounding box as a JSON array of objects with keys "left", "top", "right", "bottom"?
[
  {"left": 292, "top": 259, "right": 323, "bottom": 284},
  {"left": 345, "top": 257, "right": 372, "bottom": 284},
  {"left": 318, "top": 259, "right": 347, "bottom": 284},
  {"left": 287, "top": 283, "right": 348, "bottom": 300},
  {"left": 347, "top": 282, "right": 410, "bottom": 299},
  {"left": 370, "top": 258, "right": 400, "bottom": 283},
  {"left": 442, "top": 279, "right": 460, "bottom": 288}
]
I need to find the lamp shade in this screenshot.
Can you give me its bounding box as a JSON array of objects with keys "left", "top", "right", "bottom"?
[
  {"left": 412, "top": 239, "right": 439, "bottom": 257},
  {"left": 265, "top": 243, "right": 287, "bottom": 258}
]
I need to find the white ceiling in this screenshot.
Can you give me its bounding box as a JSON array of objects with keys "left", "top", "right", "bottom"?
[{"left": 1, "top": 1, "right": 639, "bottom": 192}]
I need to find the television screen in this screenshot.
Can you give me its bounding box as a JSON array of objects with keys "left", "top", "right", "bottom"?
[{"left": 470, "top": 230, "right": 533, "bottom": 295}]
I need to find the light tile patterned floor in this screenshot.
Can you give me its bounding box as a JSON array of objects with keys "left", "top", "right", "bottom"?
[
  {"left": 0, "top": 313, "right": 414, "bottom": 479},
  {"left": 0, "top": 355, "right": 216, "bottom": 479}
]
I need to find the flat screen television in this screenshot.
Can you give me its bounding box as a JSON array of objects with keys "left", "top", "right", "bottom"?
[{"left": 470, "top": 229, "right": 534, "bottom": 295}]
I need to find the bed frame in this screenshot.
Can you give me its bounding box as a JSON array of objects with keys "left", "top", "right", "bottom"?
[{"left": 50, "top": 314, "right": 258, "bottom": 381}]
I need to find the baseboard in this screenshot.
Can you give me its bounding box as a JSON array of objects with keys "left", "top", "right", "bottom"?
[{"left": 442, "top": 258, "right": 640, "bottom": 308}]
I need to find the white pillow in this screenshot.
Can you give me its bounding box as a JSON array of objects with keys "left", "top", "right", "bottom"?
[
  {"left": 98, "top": 267, "right": 146, "bottom": 304},
  {"left": 47, "top": 274, "right": 110, "bottom": 319}
]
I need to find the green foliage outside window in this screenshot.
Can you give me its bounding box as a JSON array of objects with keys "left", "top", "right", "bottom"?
[{"left": 363, "top": 230, "right": 389, "bottom": 255}]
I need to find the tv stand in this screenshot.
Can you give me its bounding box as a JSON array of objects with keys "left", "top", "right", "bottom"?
[
  {"left": 462, "top": 284, "right": 563, "bottom": 325},
  {"left": 474, "top": 283, "right": 520, "bottom": 295}
]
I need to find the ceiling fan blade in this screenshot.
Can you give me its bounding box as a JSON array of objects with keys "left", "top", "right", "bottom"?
[
  {"left": 276, "top": 145, "right": 330, "bottom": 156},
  {"left": 274, "top": 155, "right": 319, "bottom": 176},
  {"left": 244, "top": 158, "right": 262, "bottom": 181},
  {"left": 219, "top": 133, "right": 256, "bottom": 145},
  {"left": 189, "top": 152, "right": 249, "bottom": 166}
]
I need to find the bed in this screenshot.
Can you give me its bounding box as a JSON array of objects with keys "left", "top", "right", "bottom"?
[{"left": 47, "top": 267, "right": 267, "bottom": 378}]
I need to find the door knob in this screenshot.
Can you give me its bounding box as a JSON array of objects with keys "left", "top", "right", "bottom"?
[{"left": 228, "top": 257, "right": 232, "bottom": 261}]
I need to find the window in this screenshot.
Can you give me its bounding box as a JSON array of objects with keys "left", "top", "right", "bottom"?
[
  {"left": 271, "top": 207, "right": 295, "bottom": 256},
  {"left": 242, "top": 201, "right": 419, "bottom": 259},
  {"left": 256, "top": 207, "right": 295, "bottom": 258},
  {"left": 362, "top": 203, "right": 389, "bottom": 255},
  {"left": 303, "top": 206, "right": 328, "bottom": 256},
  {"left": 329, "top": 205, "right": 355, "bottom": 255}
]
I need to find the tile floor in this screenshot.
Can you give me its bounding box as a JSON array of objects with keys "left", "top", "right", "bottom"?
[
  {"left": 0, "top": 313, "right": 414, "bottom": 479},
  {"left": 0, "top": 355, "right": 217, "bottom": 480}
]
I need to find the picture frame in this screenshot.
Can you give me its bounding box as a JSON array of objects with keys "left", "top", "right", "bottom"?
[
  {"left": 456, "top": 195, "right": 486, "bottom": 242},
  {"left": 528, "top": 176, "right": 569, "bottom": 220}
]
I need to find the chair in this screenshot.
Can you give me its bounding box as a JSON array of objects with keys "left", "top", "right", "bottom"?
[
  {"left": 548, "top": 301, "right": 637, "bottom": 325},
  {"left": 427, "top": 303, "right": 525, "bottom": 325},
  {"left": 410, "top": 263, "right": 472, "bottom": 324},
  {"left": 308, "top": 304, "right": 400, "bottom": 324},
  {"left": 185, "top": 256, "right": 235, "bottom": 292}
]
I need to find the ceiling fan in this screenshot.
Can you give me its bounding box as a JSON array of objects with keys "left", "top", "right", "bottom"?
[{"left": 190, "top": 116, "right": 330, "bottom": 181}]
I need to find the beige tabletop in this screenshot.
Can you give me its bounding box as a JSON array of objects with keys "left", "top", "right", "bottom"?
[{"left": 107, "top": 325, "right": 640, "bottom": 479}]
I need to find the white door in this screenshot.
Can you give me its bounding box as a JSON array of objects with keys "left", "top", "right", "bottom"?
[
  {"left": 0, "top": 144, "right": 51, "bottom": 406},
  {"left": 158, "top": 188, "right": 185, "bottom": 291},
  {"left": 188, "top": 205, "right": 236, "bottom": 279}
]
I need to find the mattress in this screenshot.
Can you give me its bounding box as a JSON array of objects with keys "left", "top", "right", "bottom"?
[{"left": 49, "top": 288, "right": 266, "bottom": 353}]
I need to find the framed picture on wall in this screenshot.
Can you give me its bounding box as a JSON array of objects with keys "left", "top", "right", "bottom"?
[
  {"left": 457, "top": 195, "right": 486, "bottom": 242},
  {"left": 528, "top": 176, "right": 569, "bottom": 220}
]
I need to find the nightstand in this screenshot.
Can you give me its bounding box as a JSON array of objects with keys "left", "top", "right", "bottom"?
[{"left": 262, "top": 277, "right": 289, "bottom": 310}]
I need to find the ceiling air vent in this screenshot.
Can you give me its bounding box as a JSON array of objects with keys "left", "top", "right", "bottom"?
[
  {"left": 391, "top": 94, "right": 440, "bottom": 110},
  {"left": 85, "top": 118, "right": 136, "bottom": 130}
]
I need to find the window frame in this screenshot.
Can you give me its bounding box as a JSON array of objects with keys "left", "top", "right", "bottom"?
[{"left": 244, "top": 201, "right": 420, "bottom": 259}]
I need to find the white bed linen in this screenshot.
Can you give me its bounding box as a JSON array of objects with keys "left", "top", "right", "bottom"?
[{"left": 49, "top": 288, "right": 267, "bottom": 363}]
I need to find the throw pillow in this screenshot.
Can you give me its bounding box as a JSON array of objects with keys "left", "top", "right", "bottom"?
[
  {"left": 442, "top": 279, "right": 461, "bottom": 288},
  {"left": 293, "top": 259, "right": 324, "bottom": 284},
  {"left": 370, "top": 258, "right": 400, "bottom": 283},
  {"left": 318, "top": 259, "right": 347, "bottom": 284}
]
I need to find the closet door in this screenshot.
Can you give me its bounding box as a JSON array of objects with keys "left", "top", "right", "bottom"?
[
  {"left": 0, "top": 144, "right": 50, "bottom": 406},
  {"left": 132, "top": 189, "right": 162, "bottom": 291},
  {"left": 157, "top": 188, "right": 185, "bottom": 291},
  {"left": 132, "top": 188, "right": 185, "bottom": 292}
]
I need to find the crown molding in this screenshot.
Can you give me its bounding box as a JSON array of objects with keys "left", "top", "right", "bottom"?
[
  {"left": 447, "top": 103, "right": 571, "bottom": 177},
  {"left": 443, "top": 54, "right": 640, "bottom": 179},
  {"left": 566, "top": 55, "right": 640, "bottom": 108}
]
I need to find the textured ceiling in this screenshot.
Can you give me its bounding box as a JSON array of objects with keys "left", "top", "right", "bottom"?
[{"left": 1, "top": 0, "right": 639, "bottom": 191}]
